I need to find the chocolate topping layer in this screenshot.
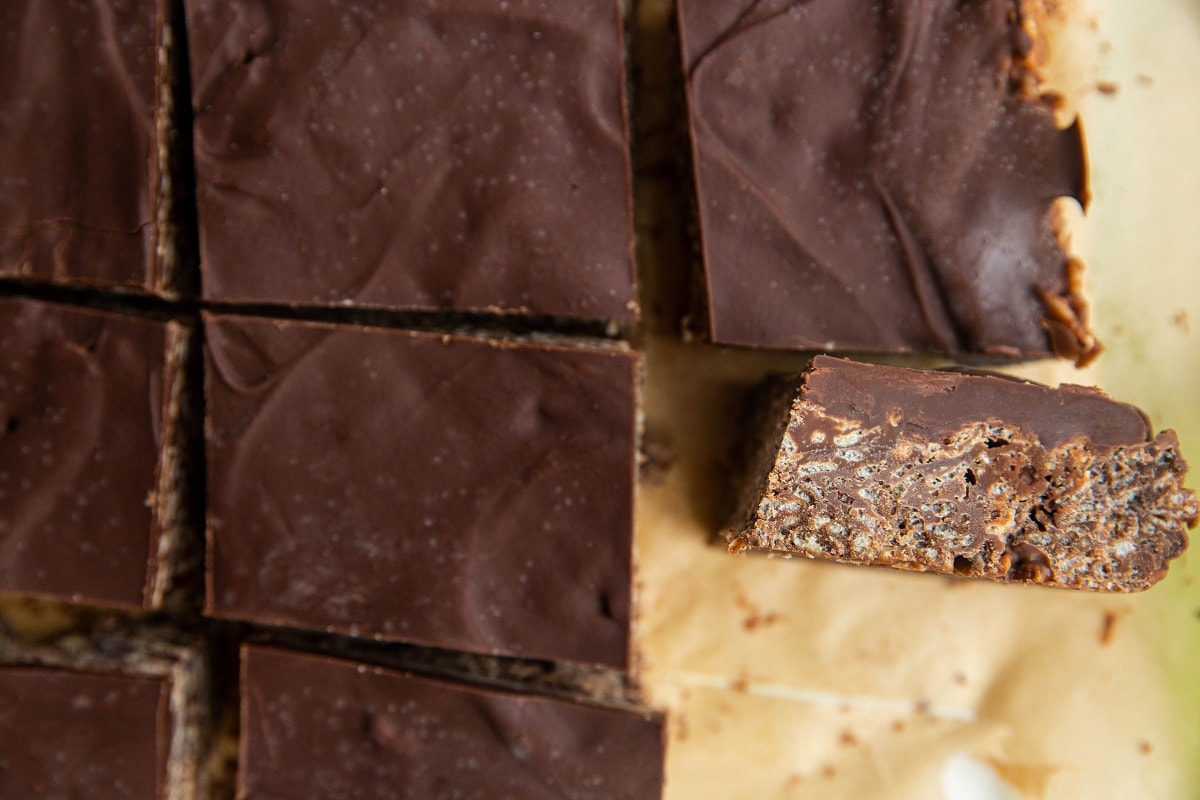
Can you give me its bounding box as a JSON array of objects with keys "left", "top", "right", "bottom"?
[
  {"left": 0, "top": 0, "right": 166, "bottom": 291},
  {"left": 679, "top": 0, "right": 1094, "bottom": 359},
  {"left": 205, "top": 314, "right": 638, "bottom": 668},
  {"left": 0, "top": 298, "right": 177, "bottom": 608},
  {"left": 0, "top": 666, "right": 171, "bottom": 799},
  {"left": 728, "top": 357, "right": 1196, "bottom": 591},
  {"left": 240, "top": 646, "right": 665, "bottom": 800},
  {"left": 186, "top": 0, "right": 636, "bottom": 320}
]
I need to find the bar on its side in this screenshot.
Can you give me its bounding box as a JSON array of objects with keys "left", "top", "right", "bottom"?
[{"left": 726, "top": 357, "right": 1195, "bottom": 592}]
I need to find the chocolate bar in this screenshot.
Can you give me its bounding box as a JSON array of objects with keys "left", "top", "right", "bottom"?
[
  {"left": 0, "top": 298, "right": 187, "bottom": 609},
  {"left": 185, "top": 0, "right": 636, "bottom": 321},
  {"left": 238, "top": 645, "right": 665, "bottom": 799},
  {"left": 677, "top": 0, "right": 1096, "bottom": 362},
  {"left": 0, "top": 0, "right": 175, "bottom": 292},
  {"left": 204, "top": 314, "right": 638, "bottom": 667},
  {"left": 726, "top": 357, "right": 1195, "bottom": 591},
  {"left": 0, "top": 665, "right": 171, "bottom": 799}
]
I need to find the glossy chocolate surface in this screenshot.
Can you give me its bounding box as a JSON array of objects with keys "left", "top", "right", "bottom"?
[
  {"left": 0, "top": 298, "right": 171, "bottom": 608},
  {"left": 803, "top": 357, "right": 1150, "bottom": 451},
  {"left": 0, "top": 0, "right": 163, "bottom": 290},
  {"left": 679, "top": 0, "right": 1089, "bottom": 357},
  {"left": 240, "top": 646, "right": 664, "bottom": 800},
  {"left": 0, "top": 666, "right": 170, "bottom": 799},
  {"left": 187, "top": 0, "right": 636, "bottom": 319},
  {"left": 205, "top": 314, "right": 638, "bottom": 668}
]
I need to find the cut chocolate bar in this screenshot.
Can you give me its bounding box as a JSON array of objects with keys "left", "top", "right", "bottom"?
[
  {"left": 0, "top": 298, "right": 188, "bottom": 609},
  {"left": 0, "top": 0, "right": 175, "bottom": 292},
  {"left": 204, "top": 314, "right": 638, "bottom": 668},
  {"left": 677, "top": 0, "right": 1096, "bottom": 361},
  {"left": 726, "top": 357, "right": 1195, "bottom": 591},
  {"left": 186, "top": 0, "right": 636, "bottom": 321},
  {"left": 238, "top": 645, "right": 665, "bottom": 800},
  {"left": 0, "top": 666, "right": 171, "bottom": 799}
]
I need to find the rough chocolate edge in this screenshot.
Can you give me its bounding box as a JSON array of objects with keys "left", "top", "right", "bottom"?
[
  {"left": 149, "top": 316, "right": 205, "bottom": 613},
  {"left": 153, "top": 0, "right": 176, "bottom": 296},
  {"left": 723, "top": 373, "right": 801, "bottom": 548},
  {"left": 726, "top": 365, "right": 1196, "bottom": 592}
]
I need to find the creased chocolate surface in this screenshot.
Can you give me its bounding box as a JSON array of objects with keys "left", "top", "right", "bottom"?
[
  {"left": 205, "top": 315, "right": 638, "bottom": 668},
  {"left": 0, "top": 0, "right": 162, "bottom": 290},
  {"left": 187, "top": 0, "right": 636, "bottom": 319},
  {"left": 679, "top": 0, "right": 1091, "bottom": 358}
]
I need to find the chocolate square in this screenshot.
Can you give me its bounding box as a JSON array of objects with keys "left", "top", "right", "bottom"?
[
  {"left": 186, "top": 0, "right": 636, "bottom": 320},
  {"left": 677, "top": 0, "right": 1093, "bottom": 360},
  {"left": 0, "top": 1, "right": 170, "bottom": 292},
  {"left": 239, "top": 645, "right": 665, "bottom": 799},
  {"left": 0, "top": 666, "right": 171, "bottom": 799},
  {"left": 0, "top": 298, "right": 185, "bottom": 608},
  {"left": 204, "top": 314, "right": 638, "bottom": 668}
]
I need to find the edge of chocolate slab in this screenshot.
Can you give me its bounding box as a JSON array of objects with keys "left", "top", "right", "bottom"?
[
  {"left": 676, "top": 0, "right": 1097, "bottom": 362},
  {"left": 243, "top": 621, "right": 646, "bottom": 714},
  {"left": 725, "top": 357, "right": 1196, "bottom": 592}
]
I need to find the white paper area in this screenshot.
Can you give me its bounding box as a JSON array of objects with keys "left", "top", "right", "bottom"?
[{"left": 634, "top": 1, "right": 1200, "bottom": 797}]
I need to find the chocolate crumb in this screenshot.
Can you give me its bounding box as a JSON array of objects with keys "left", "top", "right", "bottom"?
[{"left": 1099, "top": 611, "right": 1120, "bottom": 645}]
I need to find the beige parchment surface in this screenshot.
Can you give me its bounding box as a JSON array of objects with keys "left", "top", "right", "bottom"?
[{"left": 633, "top": 1, "right": 1200, "bottom": 798}]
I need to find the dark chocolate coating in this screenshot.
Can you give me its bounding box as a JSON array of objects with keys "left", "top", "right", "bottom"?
[
  {"left": 240, "top": 646, "right": 665, "bottom": 800},
  {"left": 205, "top": 315, "right": 637, "bottom": 668},
  {"left": 678, "top": 0, "right": 1088, "bottom": 356},
  {"left": 0, "top": 298, "right": 169, "bottom": 608},
  {"left": 0, "top": 0, "right": 163, "bottom": 290},
  {"left": 186, "top": 0, "right": 636, "bottom": 320},
  {"left": 804, "top": 357, "right": 1149, "bottom": 452},
  {"left": 0, "top": 666, "right": 170, "bottom": 800}
]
